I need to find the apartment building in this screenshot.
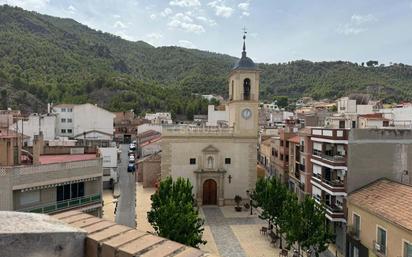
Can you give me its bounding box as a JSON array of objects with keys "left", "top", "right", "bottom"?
[
  {"left": 52, "top": 103, "right": 115, "bottom": 143},
  {"left": 270, "top": 125, "right": 298, "bottom": 184},
  {"left": 0, "top": 133, "right": 103, "bottom": 216},
  {"left": 287, "top": 128, "right": 313, "bottom": 200},
  {"left": 258, "top": 137, "right": 272, "bottom": 176},
  {"left": 346, "top": 179, "right": 412, "bottom": 257},
  {"left": 113, "top": 110, "right": 140, "bottom": 143}
]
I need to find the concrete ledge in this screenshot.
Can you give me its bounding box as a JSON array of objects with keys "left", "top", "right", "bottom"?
[
  {"left": 54, "top": 211, "right": 217, "bottom": 257},
  {"left": 0, "top": 211, "right": 87, "bottom": 257}
]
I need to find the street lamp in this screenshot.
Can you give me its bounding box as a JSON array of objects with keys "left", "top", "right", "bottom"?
[{"left": 246, "top": 190, "right": 252, "bottom": 215}]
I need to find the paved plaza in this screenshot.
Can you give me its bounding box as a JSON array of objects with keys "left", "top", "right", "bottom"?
[{"left": 103, "top": 183, "right": 287, "bottom": 257}]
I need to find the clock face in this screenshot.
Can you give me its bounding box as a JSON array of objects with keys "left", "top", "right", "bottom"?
[{"left": 241, "top": 108, "right": 252, "bottom": 120}]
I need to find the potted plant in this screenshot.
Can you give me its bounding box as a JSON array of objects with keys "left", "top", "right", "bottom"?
[{"left": 234, "top": 195, "right": 242, "bottom": 212}]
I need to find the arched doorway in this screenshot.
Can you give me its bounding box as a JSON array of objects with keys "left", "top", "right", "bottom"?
[{"left": 203, "top": 179, "right": 217, "bottom": 205}]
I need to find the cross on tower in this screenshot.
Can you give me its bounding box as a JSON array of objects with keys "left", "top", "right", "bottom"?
[
  {"left": 242, "top": 27, "right": 247, "bottom": 53},
  {"left": 242, "top": 26, "right": 247, "bottom": 39}
]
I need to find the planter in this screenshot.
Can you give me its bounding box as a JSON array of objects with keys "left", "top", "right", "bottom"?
[{"left": 235, "top": 206, "right": 242, "bottom": 212}]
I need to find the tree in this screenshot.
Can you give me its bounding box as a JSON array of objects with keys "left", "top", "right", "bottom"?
[
  {"left": 147, "top": 177, "right": 206, "bottom": 247},
  {"left": 366, "top": 60, "right": 379, "bottom": 67},
  {"left": 273, "top": 96, "right": 288, "bottom": 108}
]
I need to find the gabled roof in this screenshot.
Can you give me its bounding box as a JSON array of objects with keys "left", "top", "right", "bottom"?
[
  {"left": 202, "top": 145, "right": 219, "bottom": 153},
  {"left": 348, "top": 178, "right": 412, "bottom": 232}
]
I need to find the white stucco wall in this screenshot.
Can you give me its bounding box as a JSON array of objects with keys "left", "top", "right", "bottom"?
[
  {"left": 206, "top": 105, "right": 229, "bottom": 126},
  {"left": 10, "top": 115, "right": 56, "bottom": 146}
]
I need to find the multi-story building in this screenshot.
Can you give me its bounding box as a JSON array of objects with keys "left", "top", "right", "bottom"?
[
  {"left": 258, "top": 137, "right": 272, "bottom": 176},
  {"left": 144, "top": 112, "right": 173, "bottom": 125},
  {"left": 52, "top": 103, "right": 115, "bottom": 143},
  {"left": 346, "top": 179, "right": 412, "bottom": 257},
  {"left": 113, "top": 111, "right": 140, "bottom": 143},
  {"left": 271, "top": 124, "right": 297, "bottom": 184},
  {"left": 0, "top": 133, "right": 103, "bottom": 216}
]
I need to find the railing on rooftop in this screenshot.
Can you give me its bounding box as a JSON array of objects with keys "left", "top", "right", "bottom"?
[
  {"left": 17, "top": 193, "right": 101, "bottom": 214},
  {"left": 163, "top": 125, "right": 234, "bottom": 135}
]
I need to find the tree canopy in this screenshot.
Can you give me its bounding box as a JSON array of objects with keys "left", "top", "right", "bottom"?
[{"left": 147, "top": 177, "right": 206, "bottom": 248}]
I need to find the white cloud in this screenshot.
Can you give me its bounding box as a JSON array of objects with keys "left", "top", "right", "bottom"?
[
  {"left": 68, "top": 5, "right": 76, "bottom": 12},
  {"left": 145, "top": 33, "right": 163, "bottom": 46},
  {"left": 115, "top": 31, "right": 136, "bottom": 41},
  {"left": 160, "top": 8, "right": 173, "bottom": 17},
  {"left": 350, "top": 14, "right": 377, "bottom": 25},
  {"left": 208, "top": 1, "right": 234, "bottom": 18},
  {"left": 168, "top": 12, "right": 205, "bottom": 33},
  {"left": 238, "top": 2, "right": 249, "bottom": 11},
  {"left": 113, "top": 14, "right": 121, "bottom": 19},
  {"left": 196, "top": 16, "right": 217, "bottom": 26},
  {"left": 177, "top": 39, "right": 196, "bottom": 48},
  {"left": 169, "top": 0, "right": 201, "bottom": 7},
  {"left": 242, "top": 11, "right": 250, "bottom": 16},
  {"left": 338, "top": 14, "right": 378, "bottom": 35},
  {"left": 150, "top": 14, "right": 157, "bottom": 20},
  {"left": 113, "top": 21, "right": 127, "bottom": 29}
]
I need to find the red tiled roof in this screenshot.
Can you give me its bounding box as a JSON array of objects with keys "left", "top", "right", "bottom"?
[
  {"left": 288, "top": 135, "right": 300, "bottom": 144},
  {"left": 39, "top": 154, "right": 97, "bottom": 164},
  {"left": 348, "top": 179, "right": 412, "bottom": 232}
]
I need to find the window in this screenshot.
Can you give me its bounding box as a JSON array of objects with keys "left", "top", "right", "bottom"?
[
  {"left": 339, "top": 120, "right": 345, "bottom": 128},
  {"left": 61, "top": 118, "right": 66, "bottom": 123},
  {"left": 352, "top": 121, "right": 356, "bottom": 128},
  {"left": 68, "top": 108, "right": 73, "bottom": 112},
  {"left": 285, "top": 155, "right": 289, "bottom": 162},
  {"left": 286, "top": 141, "right": 289, "bottom": 148},
  {"left": 190, "top": 158, "right": 196, "bottom": 165},
  {"left": 19, "top": 190, "right": 40, "bottom": 205},
  {"left": 61, "top": 129, "right": 66, "bottom": 133},
  {"left": 57, "top": 182, "right": 84, "bottom": 201},
  {"left": 353, "top": 213, "right": 361, "bottom": 238},
  {"left": 67, "top": 118, "right": 72, "bottom": 123},
  {"left": 280, "top": 140, "right": 284, "bottom": 147},
  {"left": 67, "top": 129, "right": 73, "bottom": 133},
  {"left": 383, "top": 120, "right": 389, "bottom": 127},
  {"left": 404, "top": 241, "right": 412, "bottom": 257},
  {"left": 280, "top": 154, "right": 284, "bottom": 161},
  {"left": 61, "top": 108, "right": 66, "bottom": 112},
  {"left": 376, "top": 226, "right": 387, "bottom": 255},
  {"left": 271, "top": 148, "right": 275, "bottom": 156},
  {"left": 243, "top": 78, "right": 251, "bottom": 100},
  {"left": 225, "top": 158, "right": 231, "bottom": 164}
]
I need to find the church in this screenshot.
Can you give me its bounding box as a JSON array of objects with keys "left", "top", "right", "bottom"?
[{"left": 161, "top": 35, "right": 260, "bottom": 206}]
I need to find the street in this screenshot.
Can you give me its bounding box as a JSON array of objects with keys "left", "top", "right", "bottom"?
[{"left": 114, "top": 144, "right": 136, "bottom": 228}]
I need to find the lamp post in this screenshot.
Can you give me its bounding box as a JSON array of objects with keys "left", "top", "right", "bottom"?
[{"left": 246, "top": 190, "right": 252, "bottom": 215}]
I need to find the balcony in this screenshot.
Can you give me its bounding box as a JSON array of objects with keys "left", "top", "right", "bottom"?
[
  {"left": 325, "top": 202, "right": 343, "bottom": 213},
  {"left": 321, "top": 154, "right": 346, "bottom": 163},
  {"left": 347, "top": 225, "right": 360, "bottom": 241},
  {"left": 373, "top": 240, "right": 386, "bottom": 256},
  {"left": 18, "top": 194, "right": 101, "bottom": 214}
]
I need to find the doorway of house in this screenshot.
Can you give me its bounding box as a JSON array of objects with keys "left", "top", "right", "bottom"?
[{"left": 203, "top": 179, "right": 217, "bottom": 205}]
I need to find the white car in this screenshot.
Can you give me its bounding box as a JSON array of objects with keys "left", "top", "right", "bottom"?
[{"left": 129, "top": 155, "right": 135, "bottom": 163}]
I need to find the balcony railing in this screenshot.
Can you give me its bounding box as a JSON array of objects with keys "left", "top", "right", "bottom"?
[
  {"left": 321, "top": 154, "right": 346, "bottom": 162},
  {"left": 18, "top": 194, "right": 101, "bottom": 214},
  {"left": 323, "top": 178, "right": 344, "bottom": 187},
  {"left": 324, "top": 203, "right": 343, "bottom": 213},
  {"left": 373, "top": 240, "right": 386, "bottom": 256},
  {"left": 347, "top": 225, "right": 360, "bottom": 240}
]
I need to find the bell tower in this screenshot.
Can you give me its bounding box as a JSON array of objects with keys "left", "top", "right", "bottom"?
[{"left": 228, "top": 30, "right": 260, "bottom": 137}]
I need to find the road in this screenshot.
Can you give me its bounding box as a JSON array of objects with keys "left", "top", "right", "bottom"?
[{"left": 115, "top": 144, "right": 136, "bottom": 228}]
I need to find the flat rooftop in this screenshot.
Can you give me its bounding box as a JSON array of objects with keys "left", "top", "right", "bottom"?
[{"left": 39, "top": 154, "right": 97, "bottom": 164}]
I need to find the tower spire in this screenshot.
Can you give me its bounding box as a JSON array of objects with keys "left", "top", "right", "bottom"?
[{"left": 242, "top": 26, "right": 247, "bottom": 57}]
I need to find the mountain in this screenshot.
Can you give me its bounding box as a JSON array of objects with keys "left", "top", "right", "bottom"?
[{"left": 1, "top": 5, "right": 412, "bottom": 115}]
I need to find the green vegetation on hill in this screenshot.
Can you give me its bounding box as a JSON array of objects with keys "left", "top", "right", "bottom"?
[{"left": 0, "top": 5, "right": 412, "bottom": 115}]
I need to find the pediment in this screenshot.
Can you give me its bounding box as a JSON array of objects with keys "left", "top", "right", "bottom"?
[{"left": 202, "top": 145, "right": 219, "bottom": 153}]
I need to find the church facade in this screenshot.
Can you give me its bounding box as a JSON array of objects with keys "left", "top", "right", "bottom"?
[{"left": 161, "top": 37, "right": 260, "bottom": 206}]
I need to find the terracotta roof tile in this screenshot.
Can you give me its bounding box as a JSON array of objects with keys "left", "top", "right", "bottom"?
[{"left": 348, "top": 179, "right": 412, "bottom": 232}]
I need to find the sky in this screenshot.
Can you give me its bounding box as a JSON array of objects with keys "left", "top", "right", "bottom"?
[{"left": 1, "top": 0, "right": 412, "bottom": 64}]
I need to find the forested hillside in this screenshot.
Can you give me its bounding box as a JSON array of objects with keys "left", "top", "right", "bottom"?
[{"left": 1, "top": 5, "right": 412, "bottom": 116}]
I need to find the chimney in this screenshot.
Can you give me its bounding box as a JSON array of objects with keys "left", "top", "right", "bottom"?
[{"left": 32, "top": 132, "right": 44, "bottom": 164}]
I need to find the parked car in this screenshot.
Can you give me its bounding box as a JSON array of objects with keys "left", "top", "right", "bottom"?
[
  {"left": 128, "top": 150, "right": 135, "bottom": 156},
  {"left": 127, "top": 163, "right": 135, "bottom": 172},
  {"left": 129, "top": 143, "right": 136, "bottom": 150},
  {"left": 129, "top": 155, "right": 135, "bottom": 163}
]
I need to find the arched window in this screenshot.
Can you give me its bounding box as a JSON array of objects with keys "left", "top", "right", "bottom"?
[
  {"left": 207, "top": 156, "right": 214, "bottom": 169},
  {"left": 243, "top": 78, "right": 251, "bottom": 100}
]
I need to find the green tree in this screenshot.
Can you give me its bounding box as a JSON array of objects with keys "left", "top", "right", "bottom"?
[
  {"left": 147, "top": 177, "right": 206, "bottom": 248},
  {"left": 273, "top": 96, "right": 289, "bottom": 108}
]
